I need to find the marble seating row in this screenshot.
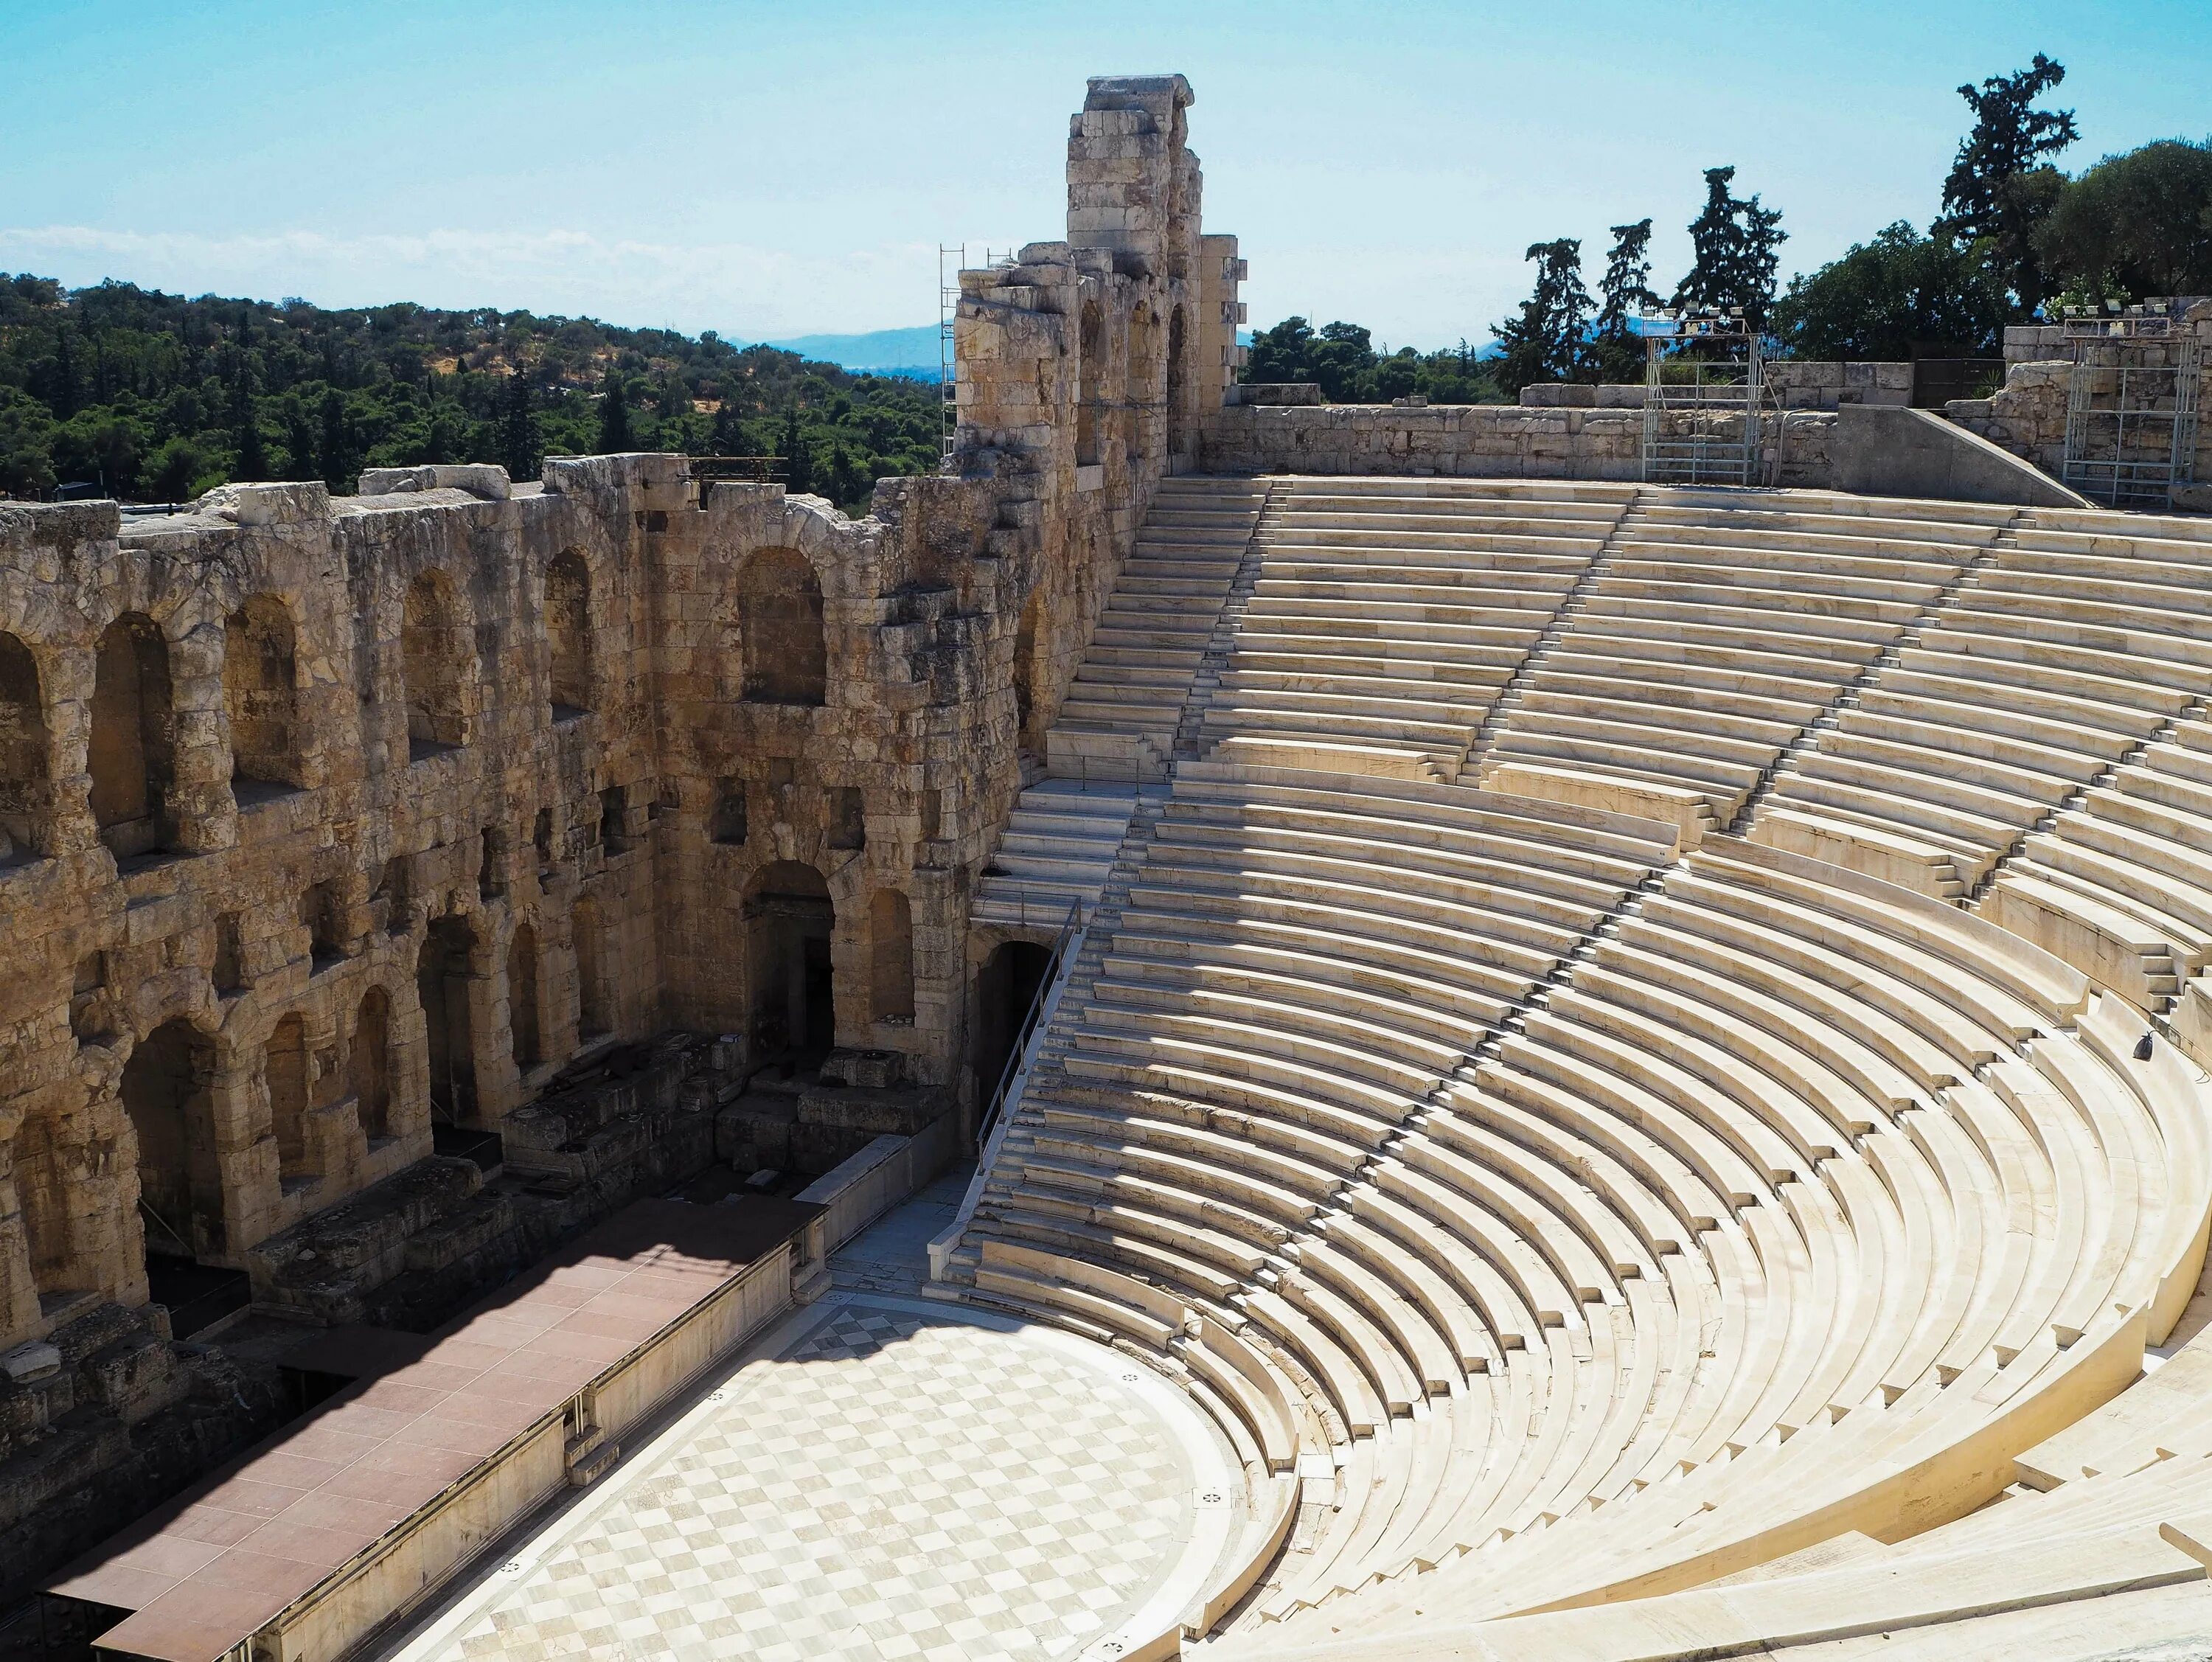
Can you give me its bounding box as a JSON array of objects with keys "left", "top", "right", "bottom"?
[
  {"left": 1756, "top": 514, "right": 2212, "bottom": 899},
  {"left": 1478, "top": 492, "right": 2008, "bottom": 840},
  {"left": 1195, "top": 478, "right": 1631, "bottom": 779}
]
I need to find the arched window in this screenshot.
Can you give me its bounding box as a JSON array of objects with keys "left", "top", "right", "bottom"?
[
  {"left": 266, "top": 1013, "right": 312, "bottom": 1184},
  {"left": 401, "top": 570, "right": 472, "bottom": 757},
  {"left": 1076, "top": 300, "right": 1104, "bottom": 468},
  {"left": 223, "top": 594, "right": 300, "bottom": 799},
  {"left": 124, "top": 1019, "right": 220, "bottom": 1259},
  {"left": 546, "top": 551, "right": 592, "bottom": 719},
  {"left": 417, "top": 917, "right": 478, "bottom": 1122},
  {"left": 0, "top": 632, "right": 49, "bottom": 860},
  {"left": 508, "top": 920, "right": 542, "bottom": 1068},
  {"left": 869, "top": 889, "right": 915, "bottom": 1023},
  {"left": 735, "top": 546, "right": 826, "bottom": 706},
  {"left": 1127, "top": 305, "right": 1162, "bottom": 467},
  {"left": 574, "top": 894, "right": 610, "bottom": 1038},
  {"left": 1166, "top": 305, "right": 1189, "bottom": 458},
  {"left": 89, "top": 613, "right": 176, "bottom": 858},
  {"left": 350, "top": 987, "right": 393, "bottom": 1143},
  {"left": 745, "top": 862, "right": 835, "bottom": 1062},
  {"left": 12, "top": 1116, "right": 74, "bottom": 1298}
]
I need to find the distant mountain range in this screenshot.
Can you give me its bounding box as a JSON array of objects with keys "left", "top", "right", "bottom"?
[{"left": 753, "top": 326, "right": 941, "bottom": 377}]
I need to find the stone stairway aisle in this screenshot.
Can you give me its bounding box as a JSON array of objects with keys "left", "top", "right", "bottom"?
[
  {"left": 1722, "top": 510, "right": 2028, "bottom": 863},
  {"left": 1046, "top": 476, "right": 1272, "bottom": 784},
  {"left": 970, "top": 781, "right": 1141, "bottom": 933},
  {"left": 939, "top": 789, "right": 1169, "bottom": 1284}
]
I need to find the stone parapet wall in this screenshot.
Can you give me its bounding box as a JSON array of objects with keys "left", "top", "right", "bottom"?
[
  {"left": 1199, "top": 402, "right": 1836, "bottom": 487},
  {"left": 1521, "top": 361, "right": 1913, "bottom": 412}
]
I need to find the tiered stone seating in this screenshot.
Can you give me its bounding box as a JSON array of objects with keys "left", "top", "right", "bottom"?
[
  {"left": 1756, "top": 511, "right": 2212, "bottom": 903},
  {"left": 1478, "top": 492, "right": 2009, "bottom": 841},
  {"left": 1046, "top": 475, "right": 1267, "bottom": 782},
  {"left": 970, "top": 779, "right": 1139, "bottom": 930},
  {"left": 953, "top": 763, "right": 1677, "bottom": 1615},
  {"left": 1193, "top": 478, "right": 1631, "bottom": 780},
  {"left": 1220, "top": 837, "right": 2207, "bottom": 1649},
  {"left": 949, "top": 479, "right": 2212, "bottom": 1658},
  {"left": 1979, "top": 714, "right": 2212, "bottom": 1012}
]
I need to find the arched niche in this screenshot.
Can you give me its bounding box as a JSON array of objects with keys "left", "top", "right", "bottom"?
[
  {"left": 745, "top": 860, "right": 835, "bottom": 1067},
  {"left": 224, "top": 594, "right": 301, "bottom": 801},
  {"left": 546, "top": 550, "right": 593, "bottom": 720},
  {"left": 122, "top": 1019, "right": 223, "bottom": 1261},
  {"left": 349, "top": 987, "right": 394, "bottom": 1144},
  {"left": 89, "top": 613, "right": 177, "bottom": 859},
  {"left": 0, "top": 632, "right": 49, "bottom": 860},
  {"left": 735, "top": 546, "right": 826, "bottom": 706},
  {"left": 402, "top": 569, "right": 473, "bottom": 757},
  {"left": 574, "top": 893, "right": 611, "bottom": 1038},
  {"left": 1166, "top": 304, "right": 1190, "bottom": 459},
  {"left": 508, "top": 920, "right": 542, "bottom": 1069},
  {"left": 1077, "top": 300, "right": 1105, "bottom": 468},
  {"left": 266, "top": 1012, "right": 312, "bottom": 1184},
  {"left": 869, "top": 889, "right": 915, "bottom": 1024},
  {"left": 416, "top": 915, "right": 479, "bottom": 1123}
]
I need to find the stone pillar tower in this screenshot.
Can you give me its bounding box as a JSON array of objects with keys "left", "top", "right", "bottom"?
[{"left": 1066, "top": 75, "right": 1196, "bottom": 275}]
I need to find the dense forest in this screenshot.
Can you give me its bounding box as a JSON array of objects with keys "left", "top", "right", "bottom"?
[
  {"left": 0, "top": 278, "right": 942, "bottom": 510},
  {"left": 1251, "top": 56, "right": 2212, "bottom": 397}
]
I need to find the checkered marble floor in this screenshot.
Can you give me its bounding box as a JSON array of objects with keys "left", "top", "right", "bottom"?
[{"left": 395, "top": 1296, "right": 1211, "bottom": 1662}]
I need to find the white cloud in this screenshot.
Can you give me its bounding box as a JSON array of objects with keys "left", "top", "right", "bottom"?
[{"left": 0, "top": 223, "right": 942, "bottom": 338}]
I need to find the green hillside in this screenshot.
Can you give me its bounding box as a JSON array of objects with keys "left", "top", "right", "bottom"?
[{"left": 0, "top": 274, "right": 944, "bottom": 514}]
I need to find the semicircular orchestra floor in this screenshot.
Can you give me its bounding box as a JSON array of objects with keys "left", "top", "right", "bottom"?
[{"left": 384, "top": 1181, "right": 1236, "bottom": 1662}]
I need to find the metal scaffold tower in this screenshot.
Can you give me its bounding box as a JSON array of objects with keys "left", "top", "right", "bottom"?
[
  {"left": 938, "top": 244, "right": 1015, "bottom": 471},
  {"left": 1636, "top": 308, "right": 1779, "bottom": 487},
  {"left": 938, "top": 244, "right": 963, "bottom": 470},
  {"left": 2059, "top": 301, "right": 2203, "bottom": 509}
]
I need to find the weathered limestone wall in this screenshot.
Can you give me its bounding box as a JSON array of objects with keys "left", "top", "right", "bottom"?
[
  {"left": 1520, "top": 361, "right": 1916, "bottom": 411},
  {"left": 0, "top": 73, "right": 1236, "bottom": 1367},
  {"left": 1949, "top": 303, "right": 2212, "bottom": 504},
  {"left": 1200, "top": 402, "right": 1835, "bottom": 485},
  {"left": 954, "top": 74, "right": 1237, "bottom": 766}
]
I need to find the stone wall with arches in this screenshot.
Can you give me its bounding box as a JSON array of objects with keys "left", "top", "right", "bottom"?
[{"left": 0, "top": 72, "right": 1250, "bottom": 1585}]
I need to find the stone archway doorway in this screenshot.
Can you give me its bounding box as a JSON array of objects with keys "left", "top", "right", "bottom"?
[{"left": 745, "top": 862, "right": 836, "bottom": 1077}]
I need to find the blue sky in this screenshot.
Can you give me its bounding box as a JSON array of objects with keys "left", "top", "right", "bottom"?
[{"left": 4, "top": 0, "right": 2208, "bottom": 350}]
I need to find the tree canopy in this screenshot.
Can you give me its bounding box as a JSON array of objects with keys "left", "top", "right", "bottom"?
[
  {"left": 1938, "top": 53, "right": 2079, "bottom": 314},
  {"left": 1244, "top": 316, "right": 1505, "bottom": 403},
  {"left": 0, "top": 274, "right": 939, "bottom": 512},
  {"left": 1673, "top": 167, "right": 1788, "bottom": 330},
  {"left": 1770, "top": 221, "right": 2014, "bottom": 358},
  {"left": 2037, "top": 138, "right": 2212, "bottom": 304},
  {"left": 1492, "top": 240, "right": 1592, "bottom": 392}
]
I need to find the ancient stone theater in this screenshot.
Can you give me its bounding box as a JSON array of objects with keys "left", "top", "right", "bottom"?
[{"left": 5, "top": 71, "right": 2212, "bottom": 1662}]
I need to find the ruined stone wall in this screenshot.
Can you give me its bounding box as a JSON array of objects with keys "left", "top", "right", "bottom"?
[
  {"left": 0, "top": 464, "right": 656, "bottom": 1343},
  {"left": 1200, "top": 402, "right": 1835, "bottom": 486},
  {"left": 0, "top": 72, "right": 1240, "bottom": 1363},
  {"left": 954, "top": 74, "right": 1237, "bottom": 763},
  {"left": 1948, "top": 304, "right": 2212, "bottom": 504}
]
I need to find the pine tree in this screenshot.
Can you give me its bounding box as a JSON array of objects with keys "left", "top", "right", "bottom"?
[
  {"left": 1491, "top": 240, "right": 1590, "bottom": 393},
  {"left": 1674, "top": 167, "right": 1787, "bottom": 330},
  {"left": 709, "top": 399, "right": 748, "bottom": 456},
  {"left": 779, "top": 407, "right": 812, "bottom": 495},
  {"left": 1592, "top": 219, "right": 1660, "bottom": 380},
  {"left": 499, "top": 371, "right": 537, "bottom": 483},
  {"left": 1938, "top": 55, "right": 2078, "bottom": 316},
  {"left": 597, "top": 372, "right": 633, "bottom": 453}
]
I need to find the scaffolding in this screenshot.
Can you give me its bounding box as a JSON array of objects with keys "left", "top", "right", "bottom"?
[
  {"left": 1637, "top": 309, "right": 1778, "bottom": 487},
  {"left": 2059, "top": 302, "right": 2203, "bottom": 509},
  {"left": 939, "top": 244, "right": 961, "bottom": 470},
  {"left": 938, "top": 244, "right": 1015, "bottom": 471}
]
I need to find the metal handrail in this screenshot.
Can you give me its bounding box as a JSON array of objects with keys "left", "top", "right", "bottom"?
[{"left": 975, "top": 899, "right": 1083, "bottom": 1150}]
